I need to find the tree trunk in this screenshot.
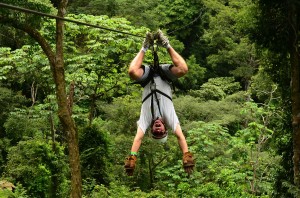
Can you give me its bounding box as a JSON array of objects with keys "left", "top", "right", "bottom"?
[
  {"left": 55, "top": 1, "right": 82, "bottom": 197},
  {"left": 288, "top": 1, "right": 300, "bottom": 186},
  {"left": 88, "top": 94, "right": 96, "bottom": 126},
  {"left": 49, "top": 112, "right": 59, "bottom": 198}
]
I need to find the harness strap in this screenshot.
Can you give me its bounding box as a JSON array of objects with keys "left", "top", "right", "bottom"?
[
  {"left": 146, "top": 87, "right": 172, "bottom": 121},
  {"left": 153, "top": 90, "right": 162, "bottom": 118},
  {"left": 150, "top": 92, "right": 156, "bottom": 120},
  {"left": 142, "top": 89, "right": 172, "bottom": 103},
  {"left": 144, "top": 44, "right": 173, "bottom": 121}
]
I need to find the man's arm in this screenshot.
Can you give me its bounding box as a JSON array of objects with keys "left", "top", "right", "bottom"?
[
  {"left": 156, "top": 30, "right": 188, "bottom": 78},
  {"left": 167, "top": 47, "right": 188, "bottom": 78},
  {"left": 128, "top": 49, "right": 145, "bottom": 80},
  {"left": 128, "top": 32, "right": 153, "bottom": 80}
]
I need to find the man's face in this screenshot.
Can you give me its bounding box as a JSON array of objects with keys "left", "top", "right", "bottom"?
[{"left": 152, "top": 118, "right": 166, "bottom": 136}]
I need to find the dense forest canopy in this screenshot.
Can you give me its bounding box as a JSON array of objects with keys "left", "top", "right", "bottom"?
[{"left": 0, "top": 0, "right": 299, "bottom": 197}]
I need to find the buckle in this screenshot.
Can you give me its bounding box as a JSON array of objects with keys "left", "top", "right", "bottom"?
[{"left": 150, "top": 82, "right": 156, "bottom": 91}]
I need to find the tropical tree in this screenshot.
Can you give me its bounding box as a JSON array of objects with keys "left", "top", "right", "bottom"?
[
  {"left": 0, "top": 1, "right": 152, "bottom": 196},
  {"left": 158, "top": 0, "right": 205, "bottom": 60},
  {"left": 201, "top": 0, "right": 258, "bottom": 88},
  {"left": 78, "top": 119, "right": 112, "bottom": 185},
  {"left": 59, "top": 14, "right": 147, "bottom": 124},
  {"left": 249, "top": 0, "right": 300, "bottom": 196},
  {"left": 68, "top": 0, "right": 163, "bottom": 30},
  {"left": 5, "top": 139, "right": 69, "bottom": 197},
  {"left": 0, "top": 0, "right": 82, "bottom": 196}
]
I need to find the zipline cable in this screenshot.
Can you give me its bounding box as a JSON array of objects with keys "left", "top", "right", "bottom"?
[
  {"left": 0, "top": 3, "right": 203, "bottom": 40},
  {"left": 0, "top": 2, "right": 145, "bottom": 38},
  {"left": 168, "top": 11, "right": 203, "bottom": 35}
]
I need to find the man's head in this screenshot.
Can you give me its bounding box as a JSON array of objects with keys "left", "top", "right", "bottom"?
[{"left": 151, "top": 118, "right": 168, "bottom": 143}]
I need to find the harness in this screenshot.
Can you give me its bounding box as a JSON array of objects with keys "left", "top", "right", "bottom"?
[{"left": 141, "top": 45, "right": 172, "bottom": 121}]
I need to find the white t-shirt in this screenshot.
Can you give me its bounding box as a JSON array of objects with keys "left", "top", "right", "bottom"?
[{"left": 136, "top": 65, "right": 179, "bottom": 134}]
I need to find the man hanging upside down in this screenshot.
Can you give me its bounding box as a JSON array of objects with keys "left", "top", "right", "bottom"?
[{"left": 124, "top": 30, "right": 195, "bottom": 176}]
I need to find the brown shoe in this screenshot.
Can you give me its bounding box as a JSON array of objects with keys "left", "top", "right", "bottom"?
[
  {"left": 124, "top": 155, "right": 137, "bottom": 176},
  {"left": 183, "top": 152, "right": 195, "bottom": 174}
]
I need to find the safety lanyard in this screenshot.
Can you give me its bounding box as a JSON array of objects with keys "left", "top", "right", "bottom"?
[{"left": 151, "top": 42, "right": 159, "bottom": 72}]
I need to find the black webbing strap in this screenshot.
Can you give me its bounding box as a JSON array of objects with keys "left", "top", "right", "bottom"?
[
  {"left": 150, "top": 92, "right": 156, "bottom": 119},
  {"left": 146, "top": 88, "right": 172, "bottom": 121},
  {"left": 153, "top": 90, "right": 163, "bottom": 118},
  {"left": 142, "top": 89, "right": 172, "bottom": 103}
]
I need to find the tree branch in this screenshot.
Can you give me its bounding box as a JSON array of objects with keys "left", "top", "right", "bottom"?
[{"left": 0, "top": 16, "right": 56, "bottom": 69}]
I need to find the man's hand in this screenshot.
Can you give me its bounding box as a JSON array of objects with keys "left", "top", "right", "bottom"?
[
  {"left": 183, "top": 152, "right": 195, "bottom": 174},
  {"left": 156, "top": 29, "right": 171, "bottom": 49},
  {"left": 142, "top": 32, "right": 154, "bottom": 52},
  {"left": 124, "top": 155, "right": 137, "bottom": 176}
]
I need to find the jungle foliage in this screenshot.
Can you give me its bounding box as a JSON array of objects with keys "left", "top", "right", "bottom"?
[{"left": 0, "top": 0, "right": 298, "bottom": 197}]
